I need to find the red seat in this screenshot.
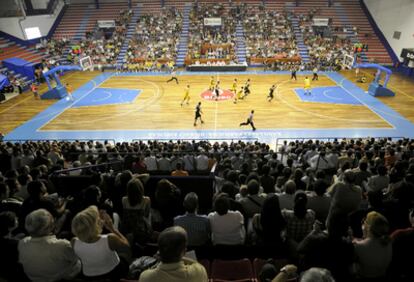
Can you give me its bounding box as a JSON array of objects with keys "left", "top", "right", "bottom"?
[{"left": 211, "top": 258, "right": 254, "bottom": 282}]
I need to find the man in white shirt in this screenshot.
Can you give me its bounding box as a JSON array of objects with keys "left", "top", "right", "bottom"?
[
  {"left": 144, "top": 151, "right": 158, "bottom": 171},
  {"left": 195, "top": 152, "right": 209, "bottom": 172},
  {"left": 239, "top": 110, "right": 256, "bottom": 131},
  {"left": 208, "top": 195, "right": 245, "bottom": 245}
]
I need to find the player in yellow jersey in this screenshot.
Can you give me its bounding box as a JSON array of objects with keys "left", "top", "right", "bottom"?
[
  {"left": 231, "top": 78, "right": 238, "bottom": 94},
  {"left": 304, "top": 76, "right": 311, "bottom": 95},
  {"left": 234, "top": 86, "right": 244, "bottom": 104},
  {"left": 181, "top": 84, "right": 190, "bottom": 106},
  {"left": 209, "top": 76, "right": 215, "bottom": 91}
]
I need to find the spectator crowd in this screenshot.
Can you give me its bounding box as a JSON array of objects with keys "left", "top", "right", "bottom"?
[{"left": 0, "top": 137, "right": 413, "bottom": 281}]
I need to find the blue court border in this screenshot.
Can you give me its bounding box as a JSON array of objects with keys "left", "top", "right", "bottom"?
[{"left": 5, "top": 71, "right": 414, "bottom": 143}]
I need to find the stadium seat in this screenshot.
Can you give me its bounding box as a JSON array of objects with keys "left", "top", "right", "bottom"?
[
  {"left": 211, "top": 259, "right": 254, "bottom": 282},
  {"left": 199, "top": 259, "right": 211, "bottom": 278}
]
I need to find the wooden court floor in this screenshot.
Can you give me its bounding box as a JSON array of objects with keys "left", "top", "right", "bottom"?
[{"left": 0, "top": 69, "right": 413, "bottom": 135}]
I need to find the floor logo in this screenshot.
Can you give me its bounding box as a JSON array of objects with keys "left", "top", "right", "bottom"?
[{"left": 200, "top": 89, "right": 235, "bottom": 101}]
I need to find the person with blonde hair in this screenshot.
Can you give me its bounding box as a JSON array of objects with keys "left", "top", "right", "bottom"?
[
  {"left": 353, "top": 211, "right": 392, "bottom": 281},
  {"left": 71, "top": 205, "right": 129, "bottom": 280}
]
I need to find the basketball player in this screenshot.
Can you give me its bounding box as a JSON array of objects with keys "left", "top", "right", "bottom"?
[
  {"left": 312, "top": 66, "right": 319, "bottom": 81},
  {"left": 304, "top": 76, "right": 311, "bottom": 95},
  {"left": 209, "top": 76, "right": 215, "bottom": 91},
  {"left": 181, "top": 84, "right": 190, "bottom": 106},
  {"left": 231, "top": 78, "right": 238, "bottom": 94},
  {"left": 234, "top": 86, "right": 244, "bottom": 104},
  {"left": 267, "top": 84, "right": 276, "bottom": 102},
  {"left": 65, "top": 83, "right": 74, "bottom": 101},
  {"left": 243, "top": 78, "right": 251, "bottom": 98},
  {"left": 239, "top": 110, "right": 256, "bottom": 131},
  {"left": 291, "top": 66, "right": 297, "bottom": 81},
  {"left": 194, "top": 102, "right": 204, "bottom": 126},
  {"left": 166, "top": 70, "right": 179, "bottom": 84},
  {"left": 214, "top": 81, "right": 220, "bottom": 101}
]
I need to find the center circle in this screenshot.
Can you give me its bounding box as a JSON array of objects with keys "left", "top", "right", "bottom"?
[{"left": 200, "top": 89, "right": 235, "bottom": 101}]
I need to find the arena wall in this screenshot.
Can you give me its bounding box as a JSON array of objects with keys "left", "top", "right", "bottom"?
[{"left": 364, "top": 0, "right": 414, "bottom": 60}]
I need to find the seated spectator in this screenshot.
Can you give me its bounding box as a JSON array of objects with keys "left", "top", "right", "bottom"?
[
  {"left": 155, "top": 179, "right": 182, "bottom": 229},
  {"left": 208, "top": 194, "right": 246, "bottom": 245},
  {"left": 282, "top": 192, "right": 315, "bottom": 244},
  {"left": 171, "top": 162, "right": 189, "bottom": 176},
  {"left": 139, "top": 226, "right": 208, "bottom": 282},
  {"left": 390, "top": 209, "right": 414, "bottom": 281},
  {"left": 20, "top": 180, "right": 69, "bottom": 234},
  {"left": 174, "top": 192, "right": 210, "bottom": 247},
  {"left": 353, "top": 211, "right": 392, "bottom": 281},
  {"left": 19, "top": 209, "right": 81, "bottom": 282},
  {"left": 0, "top": 211, "right": 29, "bottom": 282},
  {"left": 71, "top": 206, "right": 129, "bottom": 280},
  {"left": 239, "top": 179, "right": 266, "bottom": 218},
  {"left": 367, "top": 164, "right": 389, "bottom": 193},
  {"left": 0, "top": 182, "right": 22, "bottom": 214}
]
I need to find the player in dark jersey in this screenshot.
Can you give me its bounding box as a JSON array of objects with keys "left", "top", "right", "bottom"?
[
  {"left": 243, "top": 78, "right": 251, "bottom": 99},
  {"left": 194, "top": 102, "right": 204, "bottom": 126},
  {"left": 214, "top": 81, "right": 220, "bottom": 101},
  {"left": 291, "top": 66, "right": 297, "bottom": 81},
  {"left": 267, "top": 84, "right": 276, "bottom": 102}
]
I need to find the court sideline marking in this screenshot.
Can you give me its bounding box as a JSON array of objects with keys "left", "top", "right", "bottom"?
[{"left": 0, "top": 72, "right": 76, "bottom": 115}]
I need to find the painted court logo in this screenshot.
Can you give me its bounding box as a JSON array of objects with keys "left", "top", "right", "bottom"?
[{"left": 200, "top": 89, "right": 235, "bottom": 101}]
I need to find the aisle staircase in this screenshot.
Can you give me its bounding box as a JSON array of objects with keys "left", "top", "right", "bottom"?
[
  {"left": 73, "top": 6, "right": 94, "bottom": 41},
  {"left": 290, "top": 16, "right": 310, "bottom": 64},
  {"left": 334, "top": 3, "right": 368, "bottom": 63},
  {"left": 235, "top": 23, "right": 247, "bottom": 64},
  {"left": 116, "top": 4, "right": 142, "bottom": 65},
  {"left": 176, "top": 3, "right": 192, "bottom": 67}
]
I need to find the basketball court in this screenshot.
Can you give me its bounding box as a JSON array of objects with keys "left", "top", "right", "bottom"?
[{"left": 3, "top": 69, "right": 414, "bottom": 145}]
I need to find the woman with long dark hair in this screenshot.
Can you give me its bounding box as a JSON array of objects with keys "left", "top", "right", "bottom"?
[{"left": 252, "top": 195, "right": 286, "bottom": 247}]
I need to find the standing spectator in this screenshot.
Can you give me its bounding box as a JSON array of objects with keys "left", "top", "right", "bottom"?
[
  {"left": 327, "top": 169, "right": 362, "bottom": 226},
  {"left": 282, "top": 192, "right": 315, "bottom": 244},
  {"left": 251, "top": 195, "right": 286, "bottom": 248},
  {"left": 307, "top": 179, "right": 331, "bottom": 224},
  {"left": 121, "top": 179, "right": 153, "bottom": 245}
]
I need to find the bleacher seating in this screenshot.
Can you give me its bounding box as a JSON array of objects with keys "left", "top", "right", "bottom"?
[{"left": 0, "top": 37, "right": 47, "bottom": 64}]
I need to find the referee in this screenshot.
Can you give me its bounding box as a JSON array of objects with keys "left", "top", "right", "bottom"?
[{"left": 239, "top": 110, "right": 256, "bottom": 131}]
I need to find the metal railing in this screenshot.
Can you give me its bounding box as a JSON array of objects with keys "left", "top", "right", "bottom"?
[{"left": 275, "top": 136, "right": 406, "bottom": 152}]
